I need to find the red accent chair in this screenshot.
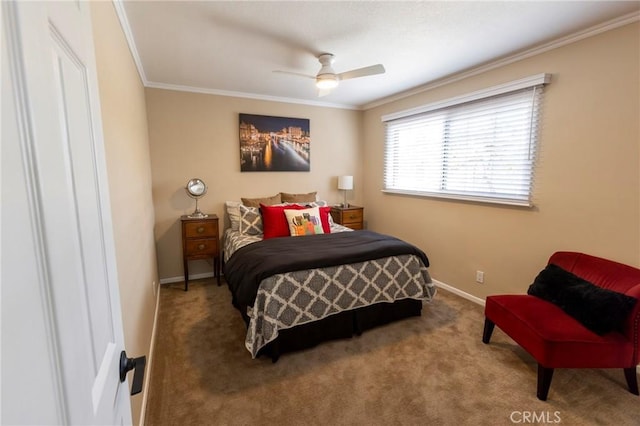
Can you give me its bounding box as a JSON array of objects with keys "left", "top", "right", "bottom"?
[{"left": 483, "top": 251, "right": 640, "bottom": 400}]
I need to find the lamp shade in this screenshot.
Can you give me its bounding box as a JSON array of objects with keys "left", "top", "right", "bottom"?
[{"left": 338, "top": 175, "right": 353, "bottom": 190}]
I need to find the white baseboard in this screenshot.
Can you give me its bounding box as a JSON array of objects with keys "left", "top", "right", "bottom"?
[
  {"left": 159, "top": 272, "right": 214, "bottom": 285},
  {"left": 139, "top": 281, "right": 161, "bottom": 426},
  {"left": 432, "top": 278, "right": 485, "bottom": 306}
]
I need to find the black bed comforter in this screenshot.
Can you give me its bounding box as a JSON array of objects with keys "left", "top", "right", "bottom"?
[{"left": 224, "top": 230, "right": 429, "bottom": 307}]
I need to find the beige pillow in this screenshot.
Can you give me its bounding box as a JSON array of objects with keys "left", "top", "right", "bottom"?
[
  {"left": 241, "top": 193, "right": 282, "bottom": 208},
  {"left": 280, "top": 191, "right": 317, "bottom": 203}
]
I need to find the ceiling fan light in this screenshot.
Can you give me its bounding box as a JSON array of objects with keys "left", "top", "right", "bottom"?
[{"left": 316, "top": 75, "right": 339, "bottom": 90}]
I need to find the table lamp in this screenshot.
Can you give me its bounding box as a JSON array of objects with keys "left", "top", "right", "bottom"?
[{"left": 338, "top": 175, "right": 353, "bottom": 207}]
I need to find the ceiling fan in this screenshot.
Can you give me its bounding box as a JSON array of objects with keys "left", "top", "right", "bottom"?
[{"left": 275, "top": 53, "right": 385, "bottom": 97}]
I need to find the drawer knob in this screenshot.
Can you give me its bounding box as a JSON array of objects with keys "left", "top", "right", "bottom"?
[
  {"left": 197, "top": 226, "right": 205, "bottom": 234},
  {"left": 198, "top": 244, "right": 206, "bottom": 250}
]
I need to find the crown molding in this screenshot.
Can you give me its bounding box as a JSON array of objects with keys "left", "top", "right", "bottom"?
[
  {"left": 145, "top": 81, "right": 360, "bottom": 110},
  {"left": 112, "top": 0, "right": 148, "bottom": 85},
  {"left": 363, "top": 10, "right": 640, "bottom": 110}
]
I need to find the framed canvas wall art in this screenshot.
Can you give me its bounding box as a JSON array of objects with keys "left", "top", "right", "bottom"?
[{"left": 239, "top": 113, "right": 310, "bottom": 172}]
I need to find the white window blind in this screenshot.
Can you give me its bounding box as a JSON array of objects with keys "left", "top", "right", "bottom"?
[{"left": 383, "top": 74, "right": 550, "bottom": 206}]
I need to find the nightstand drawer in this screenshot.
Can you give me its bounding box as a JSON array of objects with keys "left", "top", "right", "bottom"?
[
  {"left": 184, "top": 221, "right": 217, "bottom": 238},
  {"left": 185, "top": 238, "right": 218, "bottom": 256},
  {"left": 341, "top": 209, "right": 363, "bottom": 224}
]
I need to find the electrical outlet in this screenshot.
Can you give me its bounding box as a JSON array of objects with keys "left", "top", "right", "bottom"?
[{"left": 476, "top": 270, "right": 484, "bottom": 284}]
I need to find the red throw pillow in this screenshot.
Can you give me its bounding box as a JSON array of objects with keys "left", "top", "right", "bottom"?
[
  {"left": 260, "top": 204, "right": 304, "bottom": 239},
  {"left": 318, "top": 206, "right": 331, "bottom": 233}
]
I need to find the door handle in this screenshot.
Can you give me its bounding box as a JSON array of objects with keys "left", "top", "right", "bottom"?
[{"left": 119, "top": 350, "right": 146, "bottom": 396}]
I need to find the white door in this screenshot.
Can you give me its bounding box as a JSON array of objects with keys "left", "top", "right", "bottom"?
[{"left": 2, "top": 1, "right": 133, "bottom": 424}]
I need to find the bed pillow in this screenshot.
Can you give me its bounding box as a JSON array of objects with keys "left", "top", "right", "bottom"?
[
  {"left": 284, "top": 202, "right": 331, "bottom": 232},
  {"left": 280, "top": 191, "right": 317, "bottom": 203},
  {"left": 316, "top": 206, "right": 331, "bottom": 233},
  {"left": 260, "top": 203, "right": 305, "bottom": 239},
  {"left": 527, "top": 263, "right": 638, "bottom": 335},
  {"left": 225, "top": 201, "right": 242, "bottom": 231},
  {"left": 321, "top": 206, "right": 332, "bottom": 232},
  {"left": 239, "top": 204, "right": 262, "bottom": 235},
  {"left": 285, "top": 200, "right": 328, "bottom": 207},
  {"left": 284, "top": 207, "right": 325, "bottom": 237},
  {"left": 241, "top": 193, "right": 282, "bottom": 208}
]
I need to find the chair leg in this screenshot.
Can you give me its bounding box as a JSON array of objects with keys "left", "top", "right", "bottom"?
[
  {"left": 624, "top": 368, "right": 639, "bottom": 395},
  {"left": 482, "top": 318, "right": 495, "bottom": 344},
  {"left": 537, "top": 365, "right": 554, "bottom": 401}
]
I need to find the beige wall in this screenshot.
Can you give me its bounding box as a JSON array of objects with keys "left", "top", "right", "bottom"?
[
  {"left": 363, "top": 22, "right": 640, "bottom": 299},
  {"left": 145, "top": 89, "right": 363, "bottom": 280},
  {"left": 91, "top": 3, "right": 158, "bottom": 424}
]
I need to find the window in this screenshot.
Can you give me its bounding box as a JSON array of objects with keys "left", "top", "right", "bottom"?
[{"left": 382, "top": 74, "right": 550, "bottom": 206}]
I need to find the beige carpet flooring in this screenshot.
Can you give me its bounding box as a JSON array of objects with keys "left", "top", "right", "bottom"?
[{"left": 144, "top": 278, "right": 640, "bottom": 425}]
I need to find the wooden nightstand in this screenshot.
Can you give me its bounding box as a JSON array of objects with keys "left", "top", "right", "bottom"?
[
  {"left": 330, "top": 205, "right": 364, "bottom": 230},
  {"left": 181, "top": 214, "right": 220, "bottom": 291}
]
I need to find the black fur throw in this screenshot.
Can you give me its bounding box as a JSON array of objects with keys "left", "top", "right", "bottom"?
[{"left": 527, "top": 263, "right": 638, "bottom": 335}]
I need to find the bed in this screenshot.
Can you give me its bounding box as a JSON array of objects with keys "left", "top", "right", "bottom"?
[{"left": 222, "top": 197, "right": 436, "bottom": 361}]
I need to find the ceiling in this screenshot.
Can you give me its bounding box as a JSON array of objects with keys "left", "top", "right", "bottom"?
[{"left": 120, "top": 1, "right": 640, "bottom": 109}]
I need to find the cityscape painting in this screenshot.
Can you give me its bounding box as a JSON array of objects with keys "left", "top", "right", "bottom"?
[{"left": 239, "top": 113, "right": 310, "bottom": 172}]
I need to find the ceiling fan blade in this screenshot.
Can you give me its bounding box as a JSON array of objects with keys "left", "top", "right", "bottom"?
[
  {"left": 273, "top": 70, "right": 315, "bottom": 79},
  {"left": 338, "top": 64, "right": 385, "bottom": 81}
]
